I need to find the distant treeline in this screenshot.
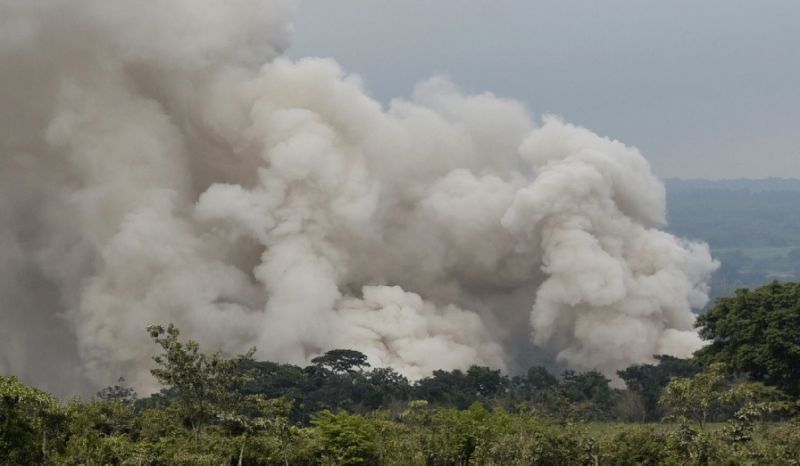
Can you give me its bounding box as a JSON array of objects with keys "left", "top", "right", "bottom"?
[
  {"left": 664, "top": 179, "right": 800, "bottom": 304},
  {"left": 665, "top": 181, "right": 800, "bottom": 249},
  {"left": 664, "top": 177, "right": 800, "bottom": 194},
  {"left": 140, "top": 353, "right": 694, "bottom": 426}
]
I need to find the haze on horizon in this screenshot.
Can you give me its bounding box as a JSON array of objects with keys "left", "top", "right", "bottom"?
[{"left": 289, "top": 0, "right": 800, "bottom": 180}]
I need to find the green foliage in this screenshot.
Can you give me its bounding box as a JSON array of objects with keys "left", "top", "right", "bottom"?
[
  {"left": 618, "top": 355, "right": 699, "bottom": 421},
  {"left": 147, "top": 323, "right": 255, "bottom": 443},
  {"left": 696, "top": 281, "right": 800, "bottom": 395},
  {"left": 0, "top": 375, "right": 64, "bottom": 464},
  {"left": 58, "top": 398, "right": 140, "bottom": 464},
  {"left": 313, "top": 410, "right": 378, "bottom": 465},
  {"left": 312, "top": 349, "right": 371, "bottom": 374},
  {"left": 659, "top": 362, "right": 793, "bottom": 431},
  {"left": 96, "top": 377, "right": 138, "bottom": 405},
  {"left": 525, "top": 365, "right": 559, "bottom": 390},
  {"left": 412, "top": 369, "right": 475, "bottom": 409},
  {"left": 5, "top": 312, "right": 800, "bottom": 464},
  {"left": 659, "top": 363, "right": 732, "bottom": 426},
  {"left": 218, "top": 395, "right": 300, "bottom": 466},
  {"left": 240, "top": 357, "right": 616, "bottom": 423},
  {"left": 3, "top": 376, "right": 800, "bottom": 464},
  {"left": 425, "top": 403, "right": 496, "bottom": 464},
  {"left": 559, "top": 370, "right": 617, "bottom": 420},
  {"left": 600, "top": 426, "right": 669, "bottom": 465},
  {"left": 363, "top": 367, "right": 410, "bottom": 410}
]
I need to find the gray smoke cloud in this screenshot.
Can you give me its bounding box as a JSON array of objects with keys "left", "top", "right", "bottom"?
[{"left": 0, "top": 0, "right": 717, "bottom": 395}]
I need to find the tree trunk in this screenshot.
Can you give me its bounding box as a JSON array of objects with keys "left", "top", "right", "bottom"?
[
  {"left": 192, "top": 420, "right": 200, "bottom": 451},
  {"left": 238, "top": 433, "right": 247, "bottom": 466}
]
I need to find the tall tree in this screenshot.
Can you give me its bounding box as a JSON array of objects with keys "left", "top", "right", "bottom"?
[
  {"left": 618, "top": 355, "right": 700, "bottom": 421},
  {"left": 695, "top": 281, "right": 800, "bottom": 395},
  {"left": 658, "top": 363, "right": 730, "bottom": 426},
  {"left": 560, "top": 370, "right": 617, "bottom": 420},
  {"left": 96, "top": 377, "right": 137, "bottom": 405},
  {"left": 466, "top": 366, "right": 506, "bottom": 398},
  {"left": 311, "top": 349, "right": 371, "bottom": 374},
  {"left": 659, "top": 363, "right": 789, "bottom": 428},
  {"left": 147, "top": 324, "right": 254, "bottom": 446},
  {"left": 0, "top": 376, "right": 64, "bottom": 463},
  {"left": 525, "top": 366, "right": 559, "bottom": 391}
]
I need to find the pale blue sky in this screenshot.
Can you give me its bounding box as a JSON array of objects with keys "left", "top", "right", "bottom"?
[{"left": 289, "top": 0, "right": 799, "bottom": 179}]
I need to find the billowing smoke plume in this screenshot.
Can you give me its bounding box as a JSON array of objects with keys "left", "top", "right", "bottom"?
[{"left": 0, "top": 0, "right": 717, "bottom": 395}]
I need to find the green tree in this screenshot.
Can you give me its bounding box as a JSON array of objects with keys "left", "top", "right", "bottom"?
[
  {"left": 723, "top": 381, "right": 792, "bottom": 444},
  {"left": 525, "top": 366, "right": 559, "bottom": 390},
  {"left": 313, "top": 410, "right": 378, "bottom": 465},
  {"left": 219, "top": 395, "right": 296, "bottom": 466},
  {"left": 147, "top": 323, "right": 254, "bottom": 448},
  {"left": 413, "top": 369, "right": 475, "bottom": 409},
  {"left": 659, "top": 363, "right": 730, "bottom": 426},
  {"left": 96, "top": 377, "right": 138, "bottom": 405},
  {"left": 618, "top": 355, "right": 699, "bottom": 422},
  {"left": 312, "top": 349, "right": 371, "bottom": 374},
  {"left": 0, "top": 375, "right": 64, "bottom": 464},
  {"left": 602, "top": 426, "right": 669, "bottom": 465},
  {"left": 363, "top": 367, "right": 410, "bottom": 409},
  {"left": 695, "top": 281, "right": 800, "bottom": 395},
  {"left": 59, "top": 398, "right": 144, "bottom": 465},
  {"left": 466, "top": 365, "right": 506, "bottom": 398},
  {"left": 560, "top": 370, "right": 616, "bottom": 420}
]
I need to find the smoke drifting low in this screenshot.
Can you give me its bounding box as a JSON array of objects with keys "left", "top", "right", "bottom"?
[{"left": 0, "top": 0, "right": 717, "bottom": 395}]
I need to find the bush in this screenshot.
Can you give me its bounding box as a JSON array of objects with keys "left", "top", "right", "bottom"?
[
  {"left": 313, "top": 410, "right": 378, "bottom": 465},
  {"left": 600, "top": 426, "right": 669, "bottom": 465}
]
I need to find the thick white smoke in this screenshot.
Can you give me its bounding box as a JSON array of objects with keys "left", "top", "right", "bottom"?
[{"left": 0, "top": 0, "right": 717, "bottom": 394}]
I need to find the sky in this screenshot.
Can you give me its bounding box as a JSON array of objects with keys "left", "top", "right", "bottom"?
[{"left": 288, "top": 0, "right": 800, "bottom": 180}]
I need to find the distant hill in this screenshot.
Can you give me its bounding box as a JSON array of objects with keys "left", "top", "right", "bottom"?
[
  {"left": 665, "top": 178, "right": 800, "bottom": 249},
  {"left": 663, "top": 178, "right": 800, "bottom": 306},
  {"left": 665, "top": 177, "right": 800, "bottom": 194}
]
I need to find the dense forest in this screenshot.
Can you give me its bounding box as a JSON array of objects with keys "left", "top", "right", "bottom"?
[{"left": 3, "top": 282, "right": 800, "bottom": 464}]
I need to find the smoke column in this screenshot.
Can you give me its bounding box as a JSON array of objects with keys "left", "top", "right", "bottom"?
[{"left": 0, "top": 0, "right": 717, "bottom": 395}]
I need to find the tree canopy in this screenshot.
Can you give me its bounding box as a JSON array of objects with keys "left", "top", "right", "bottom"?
[
  {"left": 618, "top": 355, "right": 700, "bottom": 422},
  {"left": 4, "top": 281, "right": 800, "bottom": 463},
  {"left": 695, "top": 281, "right": 800, "bottom": 395},
  {"left": 311, "top": 349, "right": 371, "bottom": 374},
  {"left": 3, "top": 302, "right": 800, "bottom": 465}
]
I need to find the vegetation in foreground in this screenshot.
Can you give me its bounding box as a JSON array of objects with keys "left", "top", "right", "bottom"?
[{"left": 2, "top": 282, "right": 800, "bottom": 465}]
